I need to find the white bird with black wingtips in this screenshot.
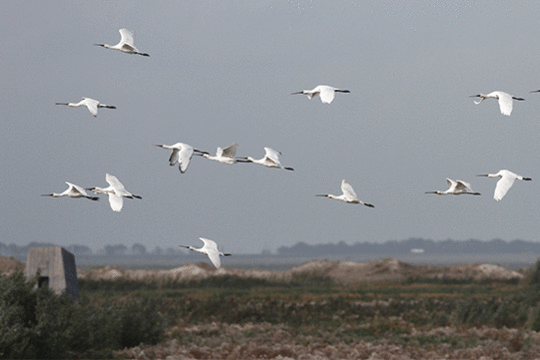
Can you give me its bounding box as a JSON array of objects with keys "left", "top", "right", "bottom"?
[
  {"left": 291, "top": 85, "right": 350, "bottom": 104},
  {"left": 41, "top": 182, "right": 99, "bottom": 201},
  {"left": 237, "top": 147, "right": 294, "bottom": 171},
  {"left": 317, "top": 179, "right": 374, "bottom": 207},
  {"left": 179, "top": 238, "right": 232, "bottom": 269},
  {"left": 202, "top": 142, "right": 238, "bottom": 165},
  {"left": 425, "top": 178, "right": 481, "bottom": 196},
  {"left": 468, "top": 91, "right": 524, "bottom": 116},
  {"left": 87, "top": 173, "right": 142, "bottom": 212},
  {"left": 151, "top": 143, "right": 207, "bottom": 173},
  {"left": 55, "top": 97, "right": 116, "bottom": 117},
  {"left": 477, "top": 170, "right": 531, "bottom": 201},
  {"left": 94, "top": 28, "right": 149, "bottom": 56}
]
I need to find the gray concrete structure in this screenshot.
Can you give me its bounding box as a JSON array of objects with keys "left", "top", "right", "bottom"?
[{"left": 25, "top": 247, "right": 80, "bottom": 299}]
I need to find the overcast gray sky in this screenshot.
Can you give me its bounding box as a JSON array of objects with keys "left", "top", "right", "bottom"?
[{"left": 1, "top": 1, "right": 539, "bottom": 255}]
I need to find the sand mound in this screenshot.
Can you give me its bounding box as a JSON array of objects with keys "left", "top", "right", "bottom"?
[
  {"left": 77, "top": 258, "right": 523, "bottom": 283},
  {"left": 1, "top": 253, "right": 523, "bottom": 283},
  {"left": 0, "top": 254, "right": 25, "bottom": 274}
]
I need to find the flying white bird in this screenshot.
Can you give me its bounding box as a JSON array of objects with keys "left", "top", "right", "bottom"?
[
  {"left": 202, "top": 142, "right": 238, "bottom": 165},
  {"left": 317, "top": 179, "right": 374, "bottom": 207},
  {"left": 468, "top": 91, "right": 524, "bottom": 116},
  {"left": 87, "top": 173, "right": 141, "bottom": 212},
  {"left": 179, "top": 238, "right": 232, "bottom": 269},
  {"left": 94, "top": 28, "right": 149, "bottom": 56},
  {"left": 41, "top": 182, "right": 99, "bottom": 201},
  {"left": 237, "top": 147, "right": 294, "bottom": 171},
  {"left": 291, "top": 85, "right": 350, "bottom": 104},
  {"left": 55, "top": 97, "right": 116, "bottom": 117},
  {"left": 477, "top": 170, "right": 531, "bottom": 201},
  {"left": 151, "top": 143, "right": 207, "bottom": 173},
  {"left": 425, "top": 178, "right": 481, "bottom": 196}
]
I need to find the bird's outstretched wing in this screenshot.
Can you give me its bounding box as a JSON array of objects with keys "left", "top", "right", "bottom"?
[
  {"left": 341, "top": 180, "right": 358, "bottom": 201},
  {"left": 83, "top": 98, "right": 99, "bottom": 117},
  {"left": 108, "top": 192, "right": 124, "bottom": 212},
  {"left": 455, "top": 180, "right": 473, "bottom": 193},
  {"left": 69, "top": 182, "right": 89, "bottom": 197},
  {"left": 178, "top": 146, "right": 195, "bottom": 173},
  {"left": 221, "top": 143, "right": 238, "bottom": 158},
  {"left": 106, "top": 173, "right": 126, "bottom": 192},
  {"left": 319, "top": 86, "right": 336, "bottom": 104},
  {"left": 494, "top": 176, "right": 516, "bottom": 201},
  {"left": 496, "top": 92, "right": 513, "bottom": 116},
  {"left": 199, "top": 238, "right": 221, "bottom": 268},
  {"left": 263, "top": 147, "right": 282, "bottom": 165},
  {"left": 119, "top": 29, "right": 135, "bottom": 48},
  {"left": 169, "top": 148, "right": 180, "bottom": 166}
]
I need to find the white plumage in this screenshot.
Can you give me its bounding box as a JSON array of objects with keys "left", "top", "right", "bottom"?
[
  {"left": 291, "top": 85, "right": 350, "bottom": 104},
  {"left": 41, "top": 182, "right": 99, "bottom": 201},
  {"left": 152, "top": 143, "right": 206, "bottom": 173},
  {"left": 477, "top": 170, "right": 531, "bottom": 201},
  {"left": 179, "top": 238, "right": 232, "bottom": 269},
  {"left": 94, "top": 29, "right": 149, "bottom": 56},
  {"left": 202, "top": 142, "right": 238, "bottom": 165},
  {"left": 468, "top": 91, "right": 524, "bottom": 116},
  {"left": 317, "top": 179, "right": 374, "bottom": 207},
  {"left": 88, "top": 173, "right": 142, "bottom": 212},
  {"left": 237, "top": 147, "right": 294, "bottom": 171},
  {"left": 425, "top": 178, "right": 481, "bottom": 196},
  {"left": 55, "top": 97, "right": 116, "bottom": 117}
]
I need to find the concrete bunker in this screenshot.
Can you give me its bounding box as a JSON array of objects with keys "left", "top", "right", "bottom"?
[{"left": 25, "top": 246, "right": 80, "bottom": 299}]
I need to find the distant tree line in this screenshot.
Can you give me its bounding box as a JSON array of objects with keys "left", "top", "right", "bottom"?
[
  {"left": 276, "top": 238, "right": 540, "bottom": 257},
  {"left": 0, "top": 242, "right": 184, "bottom": 258},
  {"left": 2, "top": 238, "right": 540, "bottom": 259}
]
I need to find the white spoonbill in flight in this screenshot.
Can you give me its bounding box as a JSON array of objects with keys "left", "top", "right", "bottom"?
[
  {"left": 202, "top": 142, "right": 238, "bottom": 165},
  {"left": 236, "top": 147, "right": 294, "bottom": 171},
  {"left": 291, "top": 85, "right": 350, "bottom": 104},
  {"left": 468, "top": 91, "right": 524, "bottom": 116},
  {"left": 87, "top": 173, "right": 142, "bottom": 212},
  {"left": 55, "top": 97, "right": 116, "bottom": 117},
  {"left": 94, "top": 29, "right": 149, "bottom": 56},
  {"left": 151, "top": 143, "right": 207, "bottom": 173},
  {"left": 425, "top": 179, "right": 481, "bottom": 196},
  {"left": 179, "top": 238, "right": 232, "bottom": 269},
  {"left": 41, "top": 182, "right": 99, "bottom": 201},
  {"left": 317, "top": 179, "right": 374, "bottom": 207},
  {"left": 477, "top": 170, "right": 531, "bottom": 201}
]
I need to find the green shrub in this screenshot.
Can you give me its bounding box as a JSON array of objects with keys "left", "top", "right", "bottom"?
[
  {"left": 525, "top": 258, "right": 540, "bottom": 287},
  {"left": 0, "top": 271, "right": 164, "bottom": 359}
]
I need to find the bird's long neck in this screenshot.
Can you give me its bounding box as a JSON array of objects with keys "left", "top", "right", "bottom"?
[
  {"left": 90, "top": 187, "right": 109, "bottom": 194},
  {"left": 193, "top": 248, "right": 206, "bottom": 255}
]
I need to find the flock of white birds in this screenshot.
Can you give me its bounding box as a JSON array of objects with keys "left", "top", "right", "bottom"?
[{"left": 42, "top": 29, "right": 534, "bottom": 269}]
